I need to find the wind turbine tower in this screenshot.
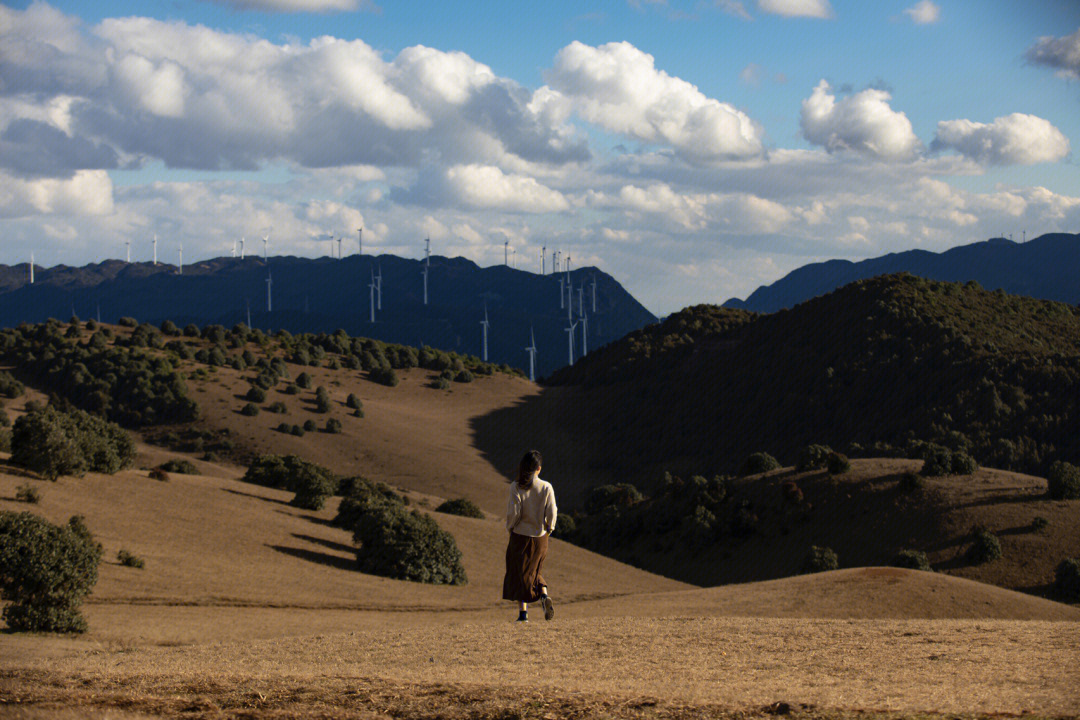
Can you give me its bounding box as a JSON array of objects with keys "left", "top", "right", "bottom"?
[
  {"left": 591, "top": 275, "right": 597, "bottom": 312},
  {"left": 375, "top": 264, "right": 382, "bottom": 310},
  {"left": 262, "top": 232, "right": 270, "bottom": 261},
  {"left": 480, "top": 306, "right": 490, "bottom": 362},
  {"left": 337, "top": 236, "right": 343, "bottom": 259},
  {"left": 178, "top": 243, "right": 183, "bottom": 274},
  {"left": 504, "top": 240, "right": 509, "bottom": 266},
  {"left": 565, "top": 319, "right": 577, "bottom": 365},
  {"left": 246, "top": 300, "right": 251, "bottom": 328},
  {"left": 240, "top": 237, "right": 245, "bottom": 259},
  {"left": 368, "top": 268, "right": 377, "bottom": 323},
  {"left": 580, "top": 309, "right": 588, "bottom": 356},
  {"left": 526, "top": 328, "right": 537, "bottom": 382},
  {"left": 266, "top": 272, "right": 272, "bottom": 312},
  {"left": 541, "top": 246, "right": 546, "bottom": 274},
  {"left": 422, "top": 238, "right": 430, "bottom": 305},
  {"left": 231, "top": 239, "right": 237, "bottom": 258},
  {"left": 29, "top": 252, "right": 34, "bottom": 284},
  {"left": 153, "top": 234, "right": 158, "bottom": 265},
  {"left": 558, "top": 276, "right": 565, "bottom": 309},
  {"left": 125, "top": 240, "right": 131, "bottom": 263},
  {"left": 357, "top": 227, "right": 363, "bottom": 255}
]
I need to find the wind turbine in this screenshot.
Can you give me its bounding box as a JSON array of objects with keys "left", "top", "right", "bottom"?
[
  {"left": 591, "top": 275, "right": 597, "bottom": 312},
  {"left": 422, "top": 238, "right": 430, "bottom": 305},
  {"left": 178, "top": 243, "right": 183, "bottom": 274},
  {"left": 504, "top": 240, "right": 509, "bottom": 266},
  {"left": 357, "top": 227, "right": 363, "bottom": 255},
  {"left": 328, "top": 236, "right": 334, "bottom": 257},
  {"left": 558, "top": 276, "right": 565, "bottom": 309},
  {"left": 567, "top": 254, "right": 572, "bottom": 274},
  {"left": 368, "top": 268, "right": 377, "bottom": 323},
  {"left": 262, "top": 231, "right": 270, "bottom": 261},
  {"left": 231, "top": 239, "right": 237, "bottom": 258},
  {"left": 580, "top": 309, "right": 588, "bottom": 356},
  {"left": 578, "top": 284, "right": 584, "bottom": 317},
  {"left": 375, "top": 264, "right": 382, "bottom": 310},
  {"left": 153, "top": 234, "right": 158, "bottom": 265},
  {"left": 526, "top": 327, "right": 537, "bottom": 382},
  {"left": 266, "top": 272, "right": 272, "bottom": 312},
  {"left": 240, "top": 236, "right": 245, "bottom": 259},
  {"left": 29, "top": 252, "right": 34, "bottom": 284},
  {"left": 125, "top": 240, "right": 131, "bottom": 263},
  {"left": 337, "top": 236, "right": 343, "bottom": 259},
  {"left": 541, "top": 246, "right": 546, "bottom": 275},
  {"left": 552, "top": 250, "right": 558, "bottom": 274},
  {"left": 480, "top": 306, "right": 490, "bottom": 362},
  {"left": 565, "top": 319, "right": 577, "bottom": 365}
]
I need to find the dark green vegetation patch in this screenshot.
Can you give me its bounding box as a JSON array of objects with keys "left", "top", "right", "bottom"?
[
  {"left": 435, "top": 498, "right": 484, "bottom": 518},
  {"left": 11, "top": 406, "right": 135, "bottom": 481}
]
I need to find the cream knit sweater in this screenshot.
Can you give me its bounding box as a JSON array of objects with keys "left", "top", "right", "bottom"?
[{"left": 505, "top": 478, "right": 557, "bottom": 537}]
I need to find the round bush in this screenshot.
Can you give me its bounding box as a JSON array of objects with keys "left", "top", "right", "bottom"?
[
  {"left": 325, "top": 418, "right": 342, "bottom": 434},
  {"left": 1047, "top": 461, "right": 1080, "bottom": 500},
  {"left": 268, "top": 401, "right": 287, "bottom": 414},
  {"left": 0, "top": 512, "right": 102, "bottom": 633},
  {"left": 551, "top": 513, "right": 576, "bottom": 538},
  {"left": 433, "top": 377, "right": 451, "bottom": 390},
  {"left": 246, "top": 386, "right": 267, "bottom": 403},
  {"left": 1054, "top": 558, "right": 1080, "bottom": 602},
  {"left": 435, "top": 498, "right": 484, "bottom": 518},
  {"left": 801, "top": 545, "right": 839, "bottom": 574},
  {"left": 921, "top": 445, "right": 953, "bottom": 477},
  {"left": 898, "top": 471, "right": 925, "bottom": 493},
  {"left": 826, "top": 452, "right": 850, "bottom": 475},
  {"left": 303, "top": 419, "right": 317, "bottom": 432},
  {"left": 117, "top": 549, "right": 145, "bottom": 569},
  {"left": 454, "top": 369, "right": 474, "bottom": 383},
  {"left": 315, "top": 396, "right": 332, "bottom": 414},
  {"left": 276, "top": 422, "right": 291, "bottom": 433},
  {"left": 159, "top": 459, "right": 197, "bottom": 475},
  {"left": 240, "top": 403, "right": 260, "bottom": 416},
  {"left": 950, "top": 452, "right": 978, "bottom": 475},
  {"left": 740, "top": 452, "right": 780, "bottom": 477},
  {"left": 149, "top": 469, "right": 169, "bottom": 482},
  {"left": 353, "top": 506, "right": 467, "bottom": 585},
  {"left": 15, "top": 483, "right": 40, "bottom": 504},
  {"left": 891, "top": 549, "right": 931, "bottom": 571},
  {"left": 117, "top": 316, "right": 137, "bottom": 328},
  {"left": 346, "top": 393, "right": 361, "bottom": 409},
  {"left": 296, "top": 372, "right": 313, "bottom": 389},
  {"left": 1031, "top": 516, "right": 1049, "bottom": 531},
  {"left": 796, "top": 444, "right": 832, "bottom": 472},
  {"left": 966, "top": 528, "right": 1002, "bottom": 565},
  {"left": 370, "top": 366, "right": 399, "bottom": 387},
  {"left": 290, "top": 466, "right": 337, "bottom": 511},
  {"left": 284, "top": 384, "right": 300, "bottom": 395},
  {"left": 290, "top": 424, "right": 305, "bottom": 437}
]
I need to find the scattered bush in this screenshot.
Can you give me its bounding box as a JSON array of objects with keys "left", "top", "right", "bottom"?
[
  {"left": 240, "top": 403, "right": 260, "bottom": 416},
  {"left": 370, "top": 366, "right": 399, "bottom": 387},
  {"left": 159, "top": 459, "right": 197, "bottom": 475},
  {"left": 149, "top": 469, "right": 169, "bottom": 482},
  {"left": 0, "top": 427, "right": 10, "bottom": 453},
  {"left": 276, "top": 422, "right": 291, "bottom": 433},
  {"left": 0, "top": 371, "right": 25, "bottom": 398},
  {"left": 11, "top": 406, "right": 135, "bottom": 481},
  {"left": 796, "top": 444, "right": 832, "bottom": 472},
  {"left": 284, "top": 384, "right": 299, "bottom": 395},
  {"left": 454, "top": 369, "right": 474, "bottom": 383},
  {"left": 290, "top": 466, "right": 338, "bottom": 511},
  {"left": 117, "top": 549, "right": 145, "bottom": 569},
  {"left": 117, "top": 317, "right": 138, "bottom": 328},
  {"left": 966, "top": 528, "right": 1002, "bottom": 565},
  {"left": 353, "top": 408, "right": 365, "bottom": 418},
  {"left": 353, "top": 506, "right": 467, "bottom": 585},
  {"left": 826, "top": 451, "right": 850, "bottom": 475},
  {"left": 585, "top": 483, "right": 643, "bottom": 515},
  {"left": 160, "top": 320, "right": 180, "bottom": 336},
  {"left": 433, "top": 377, "right": 451, "bottom": 390},
  {"left": 296, "top": 372, "right": 313, "bottom": 389},
  {"left": 435, "top": 498, "right": 484, "bottom": 518},
  {"left": 920, "top": 445, "right": 953, "bottom": 477},
  {"left": 1054, "top": 558, "right": 1080, "bottom": 602},
  {"left": 315, "top": 396, "right": 332, "bottom": 413},
  {"left": 950, "top": 451, "right": 978, "bottom": 475},
  {"left": 0, "top": 512, "right": 102, "bottom": 633},
  {"left": 246, "top": 386, "right": 267, "bottom": 403},
  {"left": 303, "top": 419, "right": 317, "bottom": 432},
  {"left": 243, "top": 455, "right": 336, "bottom": 494},
  {"left": 268, "top": 401, "right": 288, "bottom": 414},
  {"left": 290, "top": 424, "right": 305, "bottom": 437},
  {"left": 15, "top": 484, "right": 40, "bottom": 504},
  {"left": 1047, "top": 461, "right": 1080, "bottom": 500},
  {"left": 1031, "top": 516, "right": 1049, "bottom": 531},
  {"left": 740, "top": 452, "right": 780, "bottom": 476},
  {"left": 801, "top": 545, "right": 838, "bottom": 574},
  {"left": 898, "top": 471, "right": 925, "bottom": 493},
  {"left": 345, "top": 393, "right": 361, "bottom": 409},
  {"left": 891, "top": 549, "right": 931, "bottom": 571},
  {"left": 333, "top": 477, "right": 405, "bottom": 529},
  {"left": 325, "top": 418, "right": 343, "bottom": 434}
]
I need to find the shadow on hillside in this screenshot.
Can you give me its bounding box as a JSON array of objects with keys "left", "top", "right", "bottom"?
[
  {"left": 292, "top": 532, "right": 354, "bottom": 554},
  {"left": 223, "top": 487, "right": 290, "bottom": 505},
  {"left": 276, "top": 509, "right": 336, "bottom": 527},
  {"left": 954, "top": 491, "right": 1047, "bottom": 510},
  {"left": 269, "top": 544, "right": 355, "bottom": 572}
]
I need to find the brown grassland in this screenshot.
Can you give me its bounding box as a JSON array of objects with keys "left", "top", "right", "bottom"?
[{"left": 1, "top": 338, "right": 1079, "bottom": 719}]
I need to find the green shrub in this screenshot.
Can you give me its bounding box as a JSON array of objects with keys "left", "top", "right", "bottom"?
[
  {"left": 454, "top": 369, "right": 474, "bottom": 383},
  {"left": 290, "top": 466, "right": 338, "bottom": 511},
  {"left": 268, "top": 401, "right": 288, "bottom": 414},
  {"left": 435, "top": 498, "right": 484, "bottom": 518},
  {"left": 240, "top": 403, "right": 259, "bottom": 416},
  {"left": 160, "top": 320, "right": 180, "bottom": 336},
  {"left": 325, "top": 418, "right": 343, "bottom": 434},
  {"left": 296, "top": 372, "right": 313, "bottom": 389},
  {"left": 796, "top": 444, "right": 832, "bottom": 472},
  {"left": 801, "top": 545, "right": 839, "bottom": 574},
  {"left": 117, "top": 317, "right": 137, "bottom": 328},
  {"left": 826, "top": 451, "right": 850, "bottom": 475},
  {"left": 290, "top": 424, "right": 305, "bottom": 437},
  {"left": 159, "top": 459, "right": 197, "bottom": 475},
  {"left": 15, "top": 483, "right": 40, "bottom": 504},
  {"left": 1054, "top": 558, "right": 1080, "bottom": 602},
  {"left": 1031, "top": 516, "right": 1049, "bottom": 531},
  {"left": 891, "top": 549, "right": 931, "bottom": 571},
  {"left": 315, "top": 396, "right": 332, "bottom": 413},
  {"left": 433, "top": 377, "right": 451, "bottom": 390},
  {"left": 898, "top": 471, "right": 925, "bottom": 493},
  {"left": 346, "top": 393, "right": 361, "bottom": 409},
  {"left": 966, "top": 528, "right": 1002, "bottom": 565},
  {"left": 276, "top": 422, "right": 291, "bottom": 433},
  {"left": 11, "top": 406, "right": 135, "bottom": 480},
  {"left": 1047, "top": 461, "right": 1080, "bottom": 500},
  {"left": 0, "top": 371, "right": 25, "bottom": 398},
  {"left": 284, "top": 384, "right": 299, "bottom": 395},
  {"left": 585, "top": 483, "right": 643, "bottom": 515},
  {"left": 353, "top": 506, "right": 467, "bottom": 585},
  {"left": 370, "top": 366, "right": 399, "bottom": 387},
  {"left": 149, "top": 468, "right": 169, "bottom": 482},
  {"left": 246, "top": 386, "right": 267, "bottom": 403},
  {"left": 740, "top": 452, "right": 780, "bottom": 476},
  {"left": 551, "top": 513, "right": 576, "bottom": 538},
  {"left": 303, "top": 419, "right": 317, "bottom": 432},
  {"left": 117, "top": 549, "right": 145, "bottom": 569},
  {"left": 921, "top": 445, "right": 953, "bottom": 476},
  {"left": 353, "top": 408, "right": 365, "bottom": 418},
  {"left": 332, "top": 477, "right": 404, "bottom": 529},
  {"left": 0, "top": 427, "right": 10, "bottom": 453},
  {"left": 0, "top": 512, "right": 102, "bottom": 633},
  {"left": 950, "top": 451, "right": 978, "bottom": 475},
  {"left": 243, "top": 455, "right": 335, "bottom": 493}
]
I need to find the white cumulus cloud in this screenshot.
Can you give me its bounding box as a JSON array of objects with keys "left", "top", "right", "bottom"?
[
  {"left": 544, "top": 41, "right": 764, "bottom": 163},
  {"left": 1025, "top": 27, "right": 1080, "bottom": 80},
  {"left": 903, "top": 0, "right": 940, "bottom": 24},
  {"left": 439, "top": 165, "right": 570, "bottom": 213},
  {"left": 932, "top": 113, "right": 1070, "bottom": 165},
  {"left": 800, "top": 80, "right": 920, "bottom": 161},
  {"left": 756, "top": 0, "right": 833, "bottom": 19},
  {"left": 202, "top": 0, "right": 371, "bottom": 12}
]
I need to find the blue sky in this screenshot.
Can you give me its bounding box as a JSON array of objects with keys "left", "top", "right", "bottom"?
[{"left": 1, "top": 0, "right": 1078, "bottom": 312}]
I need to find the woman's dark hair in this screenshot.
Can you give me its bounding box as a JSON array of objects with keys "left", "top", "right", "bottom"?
[{"left": 514, "top": 450, "right": 542, "bottom": 488}]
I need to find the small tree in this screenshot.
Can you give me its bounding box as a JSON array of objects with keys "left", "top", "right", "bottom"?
[
  {"left": 325, "top": 418, "right": 343, "bottom": 434},
  {"left": 1054, "top": 558, "right": 1080, "bottom": 602},
  {"left": 11, "top": 407, "right": 85, "bottom": 481},
  {"left": 296, "top": 372, "right": 313, "bottom": 389},
  {"left": 290, "top": 466, "right": 337, "bottom": 511},
  {"left": 966, "top": 528, "right": 1002, "bottom": 565},
  {"left": 0, "top": 512, "right": 102, "bottom": 633},
  {"left": 240, "top": 403, "right": 260, "bottom": 416},
  {"left": 435, "top": 498, "right": 484, "bottom": 518},
  {"left": 801, "top": 545, "right": 839, "bottom": 574},
  {"left": 740, "top": 452, "right": 780, "bottom": 476},
  {"left": 921, "top": 445, "right": 953, "bottom": 477},
  {"left": 796, "top": 444, "right": 832, "bottom": 472},
  {"left": 353, "top": 506, "right": 467, "bottom": 585},
  {"left": 826, "top": 452, "right": 850, "bottom": 475},
  {"left": 1047, "top": 461, "right": 1080, "bottom": 500},
  {"left": 891, "top": 549, "right": 931, "bottom": 571}
]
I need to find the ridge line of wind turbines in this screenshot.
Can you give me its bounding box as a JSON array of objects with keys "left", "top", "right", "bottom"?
[{"left": 25, "top": 230, "right": 600, "bottom": 382}]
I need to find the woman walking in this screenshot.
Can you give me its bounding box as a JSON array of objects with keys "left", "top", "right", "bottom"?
[{"left": 502, "top": 449, "right": 557, "bottom": 623}]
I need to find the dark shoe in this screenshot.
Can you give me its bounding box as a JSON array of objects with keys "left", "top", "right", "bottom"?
[
  {"left": 516, "top": 611, "right": 528, "bottom": 623},
  {"left": 540, "top": 595, "right": 554, "bottom": 621}
]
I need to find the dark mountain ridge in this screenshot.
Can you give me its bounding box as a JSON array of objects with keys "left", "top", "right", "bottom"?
[
  {"left": 724, "top": 232, "right": 1080, "bottom": 313},
  {"left": 0, "top": 254, "right": 656, "bottom": 377}
]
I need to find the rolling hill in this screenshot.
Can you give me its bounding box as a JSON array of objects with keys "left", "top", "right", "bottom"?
[
  {"left": 724, "top": 232, "right": 1080, "bottom": 313},
  {"left": 0, "top": 254, "right": 656, "bottom": 377}
]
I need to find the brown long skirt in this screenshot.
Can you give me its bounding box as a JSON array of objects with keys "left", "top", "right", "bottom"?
[{"left": 502, "top": 532, "right": 548, "bottom": 603}]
